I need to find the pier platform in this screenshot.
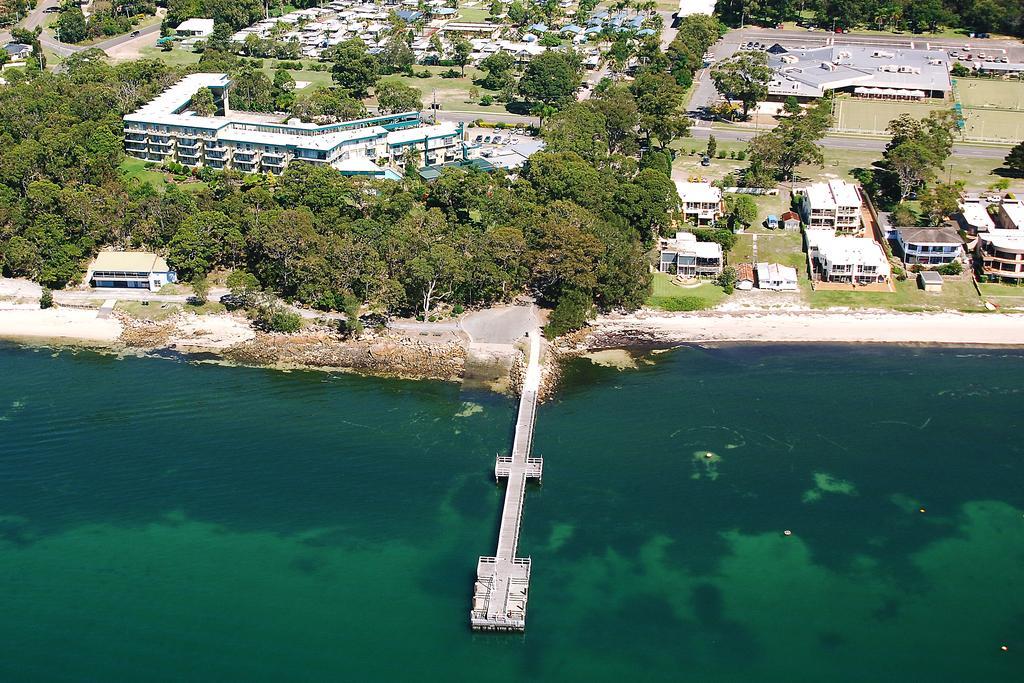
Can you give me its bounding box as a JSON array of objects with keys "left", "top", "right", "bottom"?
[{"left": 471, "top": 331, "right": 543, "bottom": 632}]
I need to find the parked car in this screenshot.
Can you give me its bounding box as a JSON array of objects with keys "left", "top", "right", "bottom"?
[
  {"left": 474, "top": 135, "right": 483, "bottom": 143},
  {"left": 700, "top": 155, "right": 711, "bottom": 166},
  {"left": 978, "top": 32, "right": 990, "bottom": 39},
  {"left": 999, "top": 56, "right": 1009, "bottom": 63},
  {"left": 131, "top": 30, "right": 140, "bottom": 37},
  {"left": 492, "top": 135, "right": 503, "bottom": 144},
  {"left": 483, "top": 135, "right": 492, "bottom": 143},
  {"left": 219, "top": 294, "right": 246, "bottom": 310}
]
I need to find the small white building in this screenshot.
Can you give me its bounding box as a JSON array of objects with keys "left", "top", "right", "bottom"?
[
  {"left": 800, "top": 180, "right": 862, "bottom": 232},
  {"left": 675, "top": 181, "right": 724, "bottom": 226},
  {"left": 87, "top": 252, "right": 177, "bottom": 292},
  {"left": 658, "top": 231, "right": 724, "bottom": 278},
  {"left": 806, "top": 229, "right": 891, "bottom": 285},
  {"left": 756, "top": 262, "right": 799, "bottom": 290},
  {"left": 175, "top": 18, "right": 215, "bottom": 38}
]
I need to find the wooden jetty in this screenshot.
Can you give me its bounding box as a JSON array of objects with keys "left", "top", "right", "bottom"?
[{"left": 470, "top": 331, "right": 543, "bottom": 631}]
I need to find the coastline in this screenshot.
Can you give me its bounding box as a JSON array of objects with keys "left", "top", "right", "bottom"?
[{"left": 562, "top": 309, "right": 1024, "bottom": 352}]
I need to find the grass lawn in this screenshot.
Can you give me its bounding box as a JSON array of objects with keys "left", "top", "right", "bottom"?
[
  {"left": 832, "top": 97, "right": 948, "bottom": 135},
  {"left": 120, "top": 157, "right": 171, "bottom": 188},
  {"left": 809, "top": 278, "right": 985, "bottom": 311},
  {"left": 138, "top": 46, "right": 201, "bottom": 67},
  {"left": 380, "top": 66, "right": 502, "bottom": 112},
  {"left": 954, "top": 78, "right": 1024, "bottom": 110},
  {"left": 979, "top": 282, "right": 1024, "bottom": 309},
  {"left": 646, "top": 272, "right": 729, "bottom": 311}
]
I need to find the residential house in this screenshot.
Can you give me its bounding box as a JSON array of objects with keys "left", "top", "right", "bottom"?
[
  {"left": 997, "top": 200, "right": 1024, "bottom": 231},
  {"left": 658, "top": 232, "right": 724, "bottom": 279},
  {"left": 780, "top": 210, "right": 801, "bottom": 230},
  {"left": 2, "top": 42, "right": 31, "bottom": 61},
  {"left": 87, "top": 252, "right": 177, "bottom": 292},
  {"left": 675, "top": 181, "right": 724, "bottom": 226},
  {"left": 893, "top": 225, "right": 963, "bottom": 266},
  {"left": 806, "top": 228, "right": 891, "bottom": 284},
  {"left": 756, "top": 262, "right": 799, "bottom": 290},
  {"left": 735, "top": 263, "right": 755, "bottom": 290},
  {"left": 175, "top": 18, "right": 215, "bottom": 37},
  {"left": 800, "top": 180, "right": 862, "bottom": 232},
  {"left": 977, "top": 229, "right": 1024, "bottom": 281}
]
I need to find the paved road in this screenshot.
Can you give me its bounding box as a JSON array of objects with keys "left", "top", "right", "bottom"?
[
  {"left": 461, "top": 304, "right": 538, "bottom": 344},
  {"left": 687, "top": 125, "right": 1011, "bottom": 157}
]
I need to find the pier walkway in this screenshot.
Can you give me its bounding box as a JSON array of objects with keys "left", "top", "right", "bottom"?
[{"left": 470, "top": 331, "right": 543, "bottom": 631}]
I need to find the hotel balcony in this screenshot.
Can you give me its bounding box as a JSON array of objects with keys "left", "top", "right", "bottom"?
[
  {"left": 148, "top": 147, "right": 172, "bottom": 156},
  {"left": 233, "top": 150, "right": 258, "bottom": 160},
  {"left": 124, "top": 132, "right": 148, "bottom": 142},
  {"left": 178, "top": 139, "right": 201, "bottom": 149},
  {"left": 178, "top": 149, "right": 200, "bottom": 159},
  {"left": 150, "top": 138, "right": 173, "bottom": 147}
]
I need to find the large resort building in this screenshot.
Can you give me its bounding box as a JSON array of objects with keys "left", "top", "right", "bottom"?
[
  {"left": 768, "top": 45, "right": 952, "bottom": 101},
  {"left": 123, "top": 73, "right": 465, "bottom": 180}
]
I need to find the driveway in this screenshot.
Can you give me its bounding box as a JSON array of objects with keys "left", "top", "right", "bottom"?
[{"left": 461, "top": 304, "right": 539, "bottom": 344}]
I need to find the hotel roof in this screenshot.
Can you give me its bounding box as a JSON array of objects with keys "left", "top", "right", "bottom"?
[
  {"left": 675, "top": 181, "right": 722, "bottom": 203},
  {"left": 768, "top": 45, "right": 952, "bottom": 97}
]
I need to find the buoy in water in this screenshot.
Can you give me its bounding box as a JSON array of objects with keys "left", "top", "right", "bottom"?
[
  {"left": 783, "top": 529, "right": 792, "bottom": 536},
  {"left": 1000, "top": 645, "right": 1008, "bottom": 652},
  {"left": 919, "top": 508, "right": 926, "bottom": 513}
]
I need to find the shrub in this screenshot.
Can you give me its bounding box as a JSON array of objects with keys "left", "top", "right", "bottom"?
[
  {"left": 737, "top": 150, "right": 747, "bottom": 160},
  {"left": 452, "top": 303, "right": 465, "bottom": 314},
  {"left": 937, "top": 260, "right": 963, "bottom": 275},
  {"left": 40, "top": 288, "right": 53, "bottom": 309},
  {"left": 716, "top": 150, "right": 726, "bottom": 159},
  {"left": 715, "top": 266, "right": 738, "bottom": 294},
  {"left": 543, "top": 290, "right": 594, "bottom": 339},
  {"left": 480, "top": 95, "right": 493, "bottom": 106},
  {"left": 440, "top": 68, "right": 461, "bottom": 78},
  {"left": 416, "top": 70, "right": 432, "bottom": 78},
  {"left": 255, "top": 306, "right": 302, "bottom": 333}
]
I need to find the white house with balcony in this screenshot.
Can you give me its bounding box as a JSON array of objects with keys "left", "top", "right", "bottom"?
[
  {"left": 893, "top": 226, "right": 963, "bottom": 266},
  {"left": 658, "top": 231, "right": 724, "bottom": 278},
  {"left": 806, "top": 229, "right": 891, "bottom": 284},
  {"left": 800, "top": 180, "right": 862, "bottom": 233},
  {"left": 675, "top": 181, "right": 724, "bottom": 226}
]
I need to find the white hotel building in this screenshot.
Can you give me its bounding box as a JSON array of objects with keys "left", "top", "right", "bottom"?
[
  {"left": 123, "top": 73, "right": 465, "bottom": 179},
  {"left": 800, "top": 180, "right": 863, "bottom": 233}
]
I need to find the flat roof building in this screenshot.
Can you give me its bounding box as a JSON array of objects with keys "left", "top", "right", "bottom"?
[
  {"left": 123, "top": 73, "right": 464, "bottom": 178},
  {"left": 800, "top": 180, "right": 862, "bottom": 233},
  {"left": 756, "top": 262, "right": 799, "bottom": 291},
  {"left": 87, "top": 252, "right": 176, "bottom": 292},
  {"left": 768, "top": 45, "right": 952, "bottom": 100},
  {"left": 806, "top": 229, "right": 891, "bottom": 285},
  {"left": 956, "top": 201, "right": 995, "bottom": 234}
]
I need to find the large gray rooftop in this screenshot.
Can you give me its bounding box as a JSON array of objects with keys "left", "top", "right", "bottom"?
[{"left": 768, "top": 45, "right": 952, "bottom": 97}]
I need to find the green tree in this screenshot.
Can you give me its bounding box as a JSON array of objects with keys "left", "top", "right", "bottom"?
[
  {"left": 881, "top": 111, "right": 958, "bottom": 201},
  {"left": 711, "top": 51, "right": 772, "bottom": 119},
  {"left": 1005, "top": 141, "right": 1024, "bottom": 175},
  {"left": 519, "top": 51, "right": 582, "bottom": 107},
  {"left": 190, "top": 86, "right": 217, "bottom": 116},
  {"left": 479, "top": 51, "right": 516, "bottom": 91},
  {"left": 39, "top": 287, "right": 54, "bottom": 309},
  {"left": 230, "top": 65, "right": 274, "bottom": 111},
  {"left": 380, "top": 33, "right": 415, "bottom": 75},
  {"left": 56, "top": 9, "right": 88, "bottom": 44},
  {"left": 330, "top": 39, "right": 380, "bottom": 99},
  {"left": 706, "top": 134, "right": 717, "bottom": 159},
  {"left": 542, "top": 103, "right": 609, "bottom": 162},
  {"left": 451, "top": 36, "right": 472, "bottom": 77},
  {"left": 630, "top": 71, "right": 689, "bottom": 148},
  {"left": 544, "top": 288, "right": 595, "bottom": 338},
  {"left": 727, "top": 194, "right": 759, "bottom": 230},
  {"left": 919, "top": 182, "right": 963, "bottom": 226},
  {"left": 375, "top": 80, "right": 423, "bottom": 114},
  {"left": 291, "top": 87, "right": 366, "bottom": 123},
  {"left": 189, "top": 273, "right": 210, "bottom": 305}
]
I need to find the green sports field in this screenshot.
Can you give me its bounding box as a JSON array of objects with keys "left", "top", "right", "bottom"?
[
  {"left": 954, "top": 78, "right": 1024, "bottom": 110},
  {"left": 832, "top": 97, "right": 949, "bottom": 135}
]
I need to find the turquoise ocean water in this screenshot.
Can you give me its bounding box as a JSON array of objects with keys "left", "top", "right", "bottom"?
[{"left": 0, "top": 343, "right": 1021, "bottom": 681}]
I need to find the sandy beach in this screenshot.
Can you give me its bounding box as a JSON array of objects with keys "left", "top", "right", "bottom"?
[
  {"left": 586, "top": 310, "right": 1024, "bottom": 347},
  {"left": 0, "top": 305, "right": 122, "bottom": 344}
]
